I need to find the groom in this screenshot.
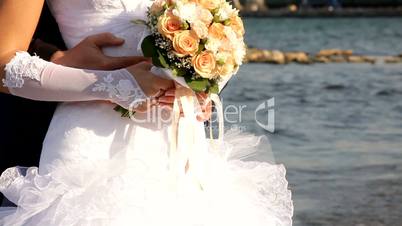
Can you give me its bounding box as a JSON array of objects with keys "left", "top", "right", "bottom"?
[{"left": 0, "top": 3, "right": 148, "bottom": 204}]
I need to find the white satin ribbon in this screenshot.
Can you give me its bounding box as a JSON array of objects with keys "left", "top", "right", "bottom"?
[{"left": 151, "top": 67, "right": 224, "bottom": 190}]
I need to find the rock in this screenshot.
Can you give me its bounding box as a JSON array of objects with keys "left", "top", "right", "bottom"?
[
  {"left": 328, "top": 56, "right": 347, "bottom": 63},
  {"left": 245, "top": 48, "right": 381, "bottom": 65},
  {"left": 347, "top": 56, "right": 364, "bottom": 63},
  {"left": 285, "top": 52, "right": 310, "bottom": 64},
  {"left": 384, "top": 56, "right": 402, "bottom": 64},
  {"left": 317, "top": 49, "right": 353, "bottom": 57},
  {"left": 269, "top": 50, "right": 286, "bottom": 64},
  {"left": 347, "top": 56, "right": 375, "bottom": 64},
  {"left": 261, "top": 50, "right": 273, "bottom": 60},
  {"left": 313, "top": 56, "right": 331, "bottom": 63},
  {"left": 245, "top": 49, "right": 285, "bottom": 64},
  {"left": 363, "top": 56, "right": 376, "bottom": 64},
  {"left": 245, "top": 0, "right": 267, "bottom": 12},
  {"left": 288, "top": 4, "right": 298, "bottom": 12},
  {"left": 343, "top": 50, "right": 354, "bottom": 56},
  {"left": 245, "top": 48, "right": 264, "bottom": 62},
  {"left": 232, "top": 0, "right": 243, "bottom": 10}
]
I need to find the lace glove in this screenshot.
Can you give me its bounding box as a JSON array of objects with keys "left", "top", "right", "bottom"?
[{"left": 3, "top": 52, "right": 147, "bottom": 109}]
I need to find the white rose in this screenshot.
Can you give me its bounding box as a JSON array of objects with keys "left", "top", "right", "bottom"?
[
  {"left": 191, "top": 21, "right": 209, "bottom": 39},
  {"left": 216, "top": 51, "right": 230, "bottom": 62},
  {"left": 172, "top": 2, "right": 197, "bottom": 23},
  {"left": 216, "top": 2, "right": 238, "bottom": 21},
  {"left": 233, "top": 43, "right": 246, "bottom": 65},
  {"left": 205, "top": 38, "right": 221, "bottom": 54},
  {"left": 195, "top": 6, "right": 213, "bottom": 25},
  {"left": 223, "top": 26, "right": 238, "bottom": 46}
]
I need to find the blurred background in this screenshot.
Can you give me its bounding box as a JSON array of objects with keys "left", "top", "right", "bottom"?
[
  {"left": 232, "top": 0, "right": 402, "bottom": 15},
  {"left": 221, "top": 1, "right": 402, "bottom": 225}
]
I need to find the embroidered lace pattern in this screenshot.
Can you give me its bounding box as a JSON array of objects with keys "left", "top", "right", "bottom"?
[
  {"left": 92, "top": 72, "right": 147, "bottom": 108},
  {"left": 3, "top": 52, "right": 47, "bottom": 88}
]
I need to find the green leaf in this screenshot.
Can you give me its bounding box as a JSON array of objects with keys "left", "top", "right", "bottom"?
[
  {"left": 213, "top": 14, "right": 221, "bottom": 23},
  {"left": 197, "top": 43, "right": 205, "bottom": 54},
  {"left": 185, "top": 77, "right": 210, "bottom": 92},
  {"left": 223, "top": 19, "right": 231, "bottom": 26},
  {"left": 152, "top": 50, "right": 169, "bottom": 68},
  {"left": 131, "top": 19, "right": 148, "bottom": 26},
  {"left": 172, "top": 67, "right": 187, "bottom": 77},
  {"left": 216, "top": 58, "right": 225, "bottom": 66},
  {"left": 158, "top": 51, "right": 169, "bottom": 68},
  {"left": 211, "top": 8, "right": 219, "bottom": 15},
  {"left": 181, "top": 22, "right": 190, "bottom": 30},
  {"left": 209, "top": 81, "right": 219, "bottom": 94},
  {"left": 141, "top": 35, "right": 157, "bottom": 58}
]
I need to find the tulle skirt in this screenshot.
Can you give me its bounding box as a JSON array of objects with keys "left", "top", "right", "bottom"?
[{"left": 0, "top": 103, "right": 293, "bottom": 226}]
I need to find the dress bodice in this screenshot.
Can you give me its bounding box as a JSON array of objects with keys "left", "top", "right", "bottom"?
[{"left": 47, "top": 0, "right": 152, "bottom": 56}]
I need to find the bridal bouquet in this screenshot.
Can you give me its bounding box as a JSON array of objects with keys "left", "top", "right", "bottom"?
[
  {"left": 144, "top": 0, "right": 245, "bottom": 91},
  {"left": 115, "top": 0, "right": 247, "bottom": 188},
  {"left": 115, "top": 0, "right": 246, "bottom": 116}
]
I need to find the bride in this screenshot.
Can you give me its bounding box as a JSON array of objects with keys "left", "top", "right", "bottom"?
[{"left": 0, "top": 0, "right": 293, "bottom": 225}]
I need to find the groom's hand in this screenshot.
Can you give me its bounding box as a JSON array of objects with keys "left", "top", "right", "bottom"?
[{"left": 51, "top": 33, "right": 150, "bottom": 70}]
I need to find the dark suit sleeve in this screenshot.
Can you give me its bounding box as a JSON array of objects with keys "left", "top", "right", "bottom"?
[{"left": 33, "top": 3, "right": 66, "bottom": 50}]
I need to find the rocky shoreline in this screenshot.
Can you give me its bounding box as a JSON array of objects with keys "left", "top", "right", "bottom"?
[
  {"left": 239, "top": 7, "right": 402, "bottom": 18},
  {"left": 245, "top": 48, "right": 402, "bottom": 64}
]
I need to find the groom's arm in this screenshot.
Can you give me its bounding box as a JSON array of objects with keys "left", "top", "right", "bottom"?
[
  {"left": 31, "top": 2, "right": 150, "bottom": 70},
  {"left": 50, "top": 33, "right": 150, "bottom": 70},
  {"left": 30, "top": 33, "right": 150, "bottom": 70}
]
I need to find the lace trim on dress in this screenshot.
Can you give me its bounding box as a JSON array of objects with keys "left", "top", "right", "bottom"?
[
  {"left": 92, "top": 0, "right": 123, "bottom": 10},
  {"left": 92, "top": 72, "right": 147, "bottom": 108},
  {"left": 256, "top": 163, "right": 293, "bottom": 225},
  {"left": 231, "top": 161, "right": 293, "bottom": 225},
  {"left": 3, "top": 52, "right": 47, "bottom": 88},
  {"left": 0, "top": 168, "right": 22, "bottom": 191}
]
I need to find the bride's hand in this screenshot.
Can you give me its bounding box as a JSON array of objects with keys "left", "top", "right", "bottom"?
[
  {"left": 126, "top": 62, "right": 174, "bottom": 112},
  {"left": 158, "top": 89, "right": 212, "bottom": 122},
  {"left": 51, "top": 33, "right": 150, "bottom": 70}
]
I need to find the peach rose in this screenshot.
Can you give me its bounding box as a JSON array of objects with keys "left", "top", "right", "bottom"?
[
  {"left": 192, "top": 51, "right": 216, "bottom": 78},
  {"left": 166, "top": 0, "right": 176, "bottom": 6},
  {"left": 218, "top": 39, "right": 232, "bottom": 52},
  {"left": 157, "top": 12, "right": 182, "bottom": 40},
  {"left": 173, "top": 30, "right": 200, "bottom": 57},
  {"left": 208, "top": 23, "right": 226, "bottom": 40},
  {"left": 191, "top": 21, "right": 208, "bottom": 39},
  {"left": 215, "top": 53, "right": 235, "bottom": 77},
  {"left": 150, "top": 0, "right": 166, "bottom": 15},
  {"left": 230, "top": 16, "right": 245, "bottom": 38},
  {"left": 197, "top": 0, "right": 221, "bottom": 10},
  {"left": 198, "top": 7, "right": 213, "bottom": 25}
]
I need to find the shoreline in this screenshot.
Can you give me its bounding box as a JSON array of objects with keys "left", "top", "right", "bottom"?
[
  {"left": 240, "top": 7, "right": 402, "bottom": 18},
  {"left": 245, "top": 48, "right": 402, "bottom": 64}
]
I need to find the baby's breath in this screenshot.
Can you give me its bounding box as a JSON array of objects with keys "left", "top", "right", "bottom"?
[{"left": 154, "top": 34, "right": 172, "bottom": 51}]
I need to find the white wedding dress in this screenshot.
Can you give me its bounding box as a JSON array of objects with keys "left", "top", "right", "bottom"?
[{"left": 0, "top": 0, "right": 293, "bottom": 225}]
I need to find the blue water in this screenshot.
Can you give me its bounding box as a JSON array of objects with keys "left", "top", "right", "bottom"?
[
  {"left": 221, "top": 18, "right": 402, "bottom": 226},
  {"left": 243, "top": 18, "right": 402, "bottom": 55}
]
